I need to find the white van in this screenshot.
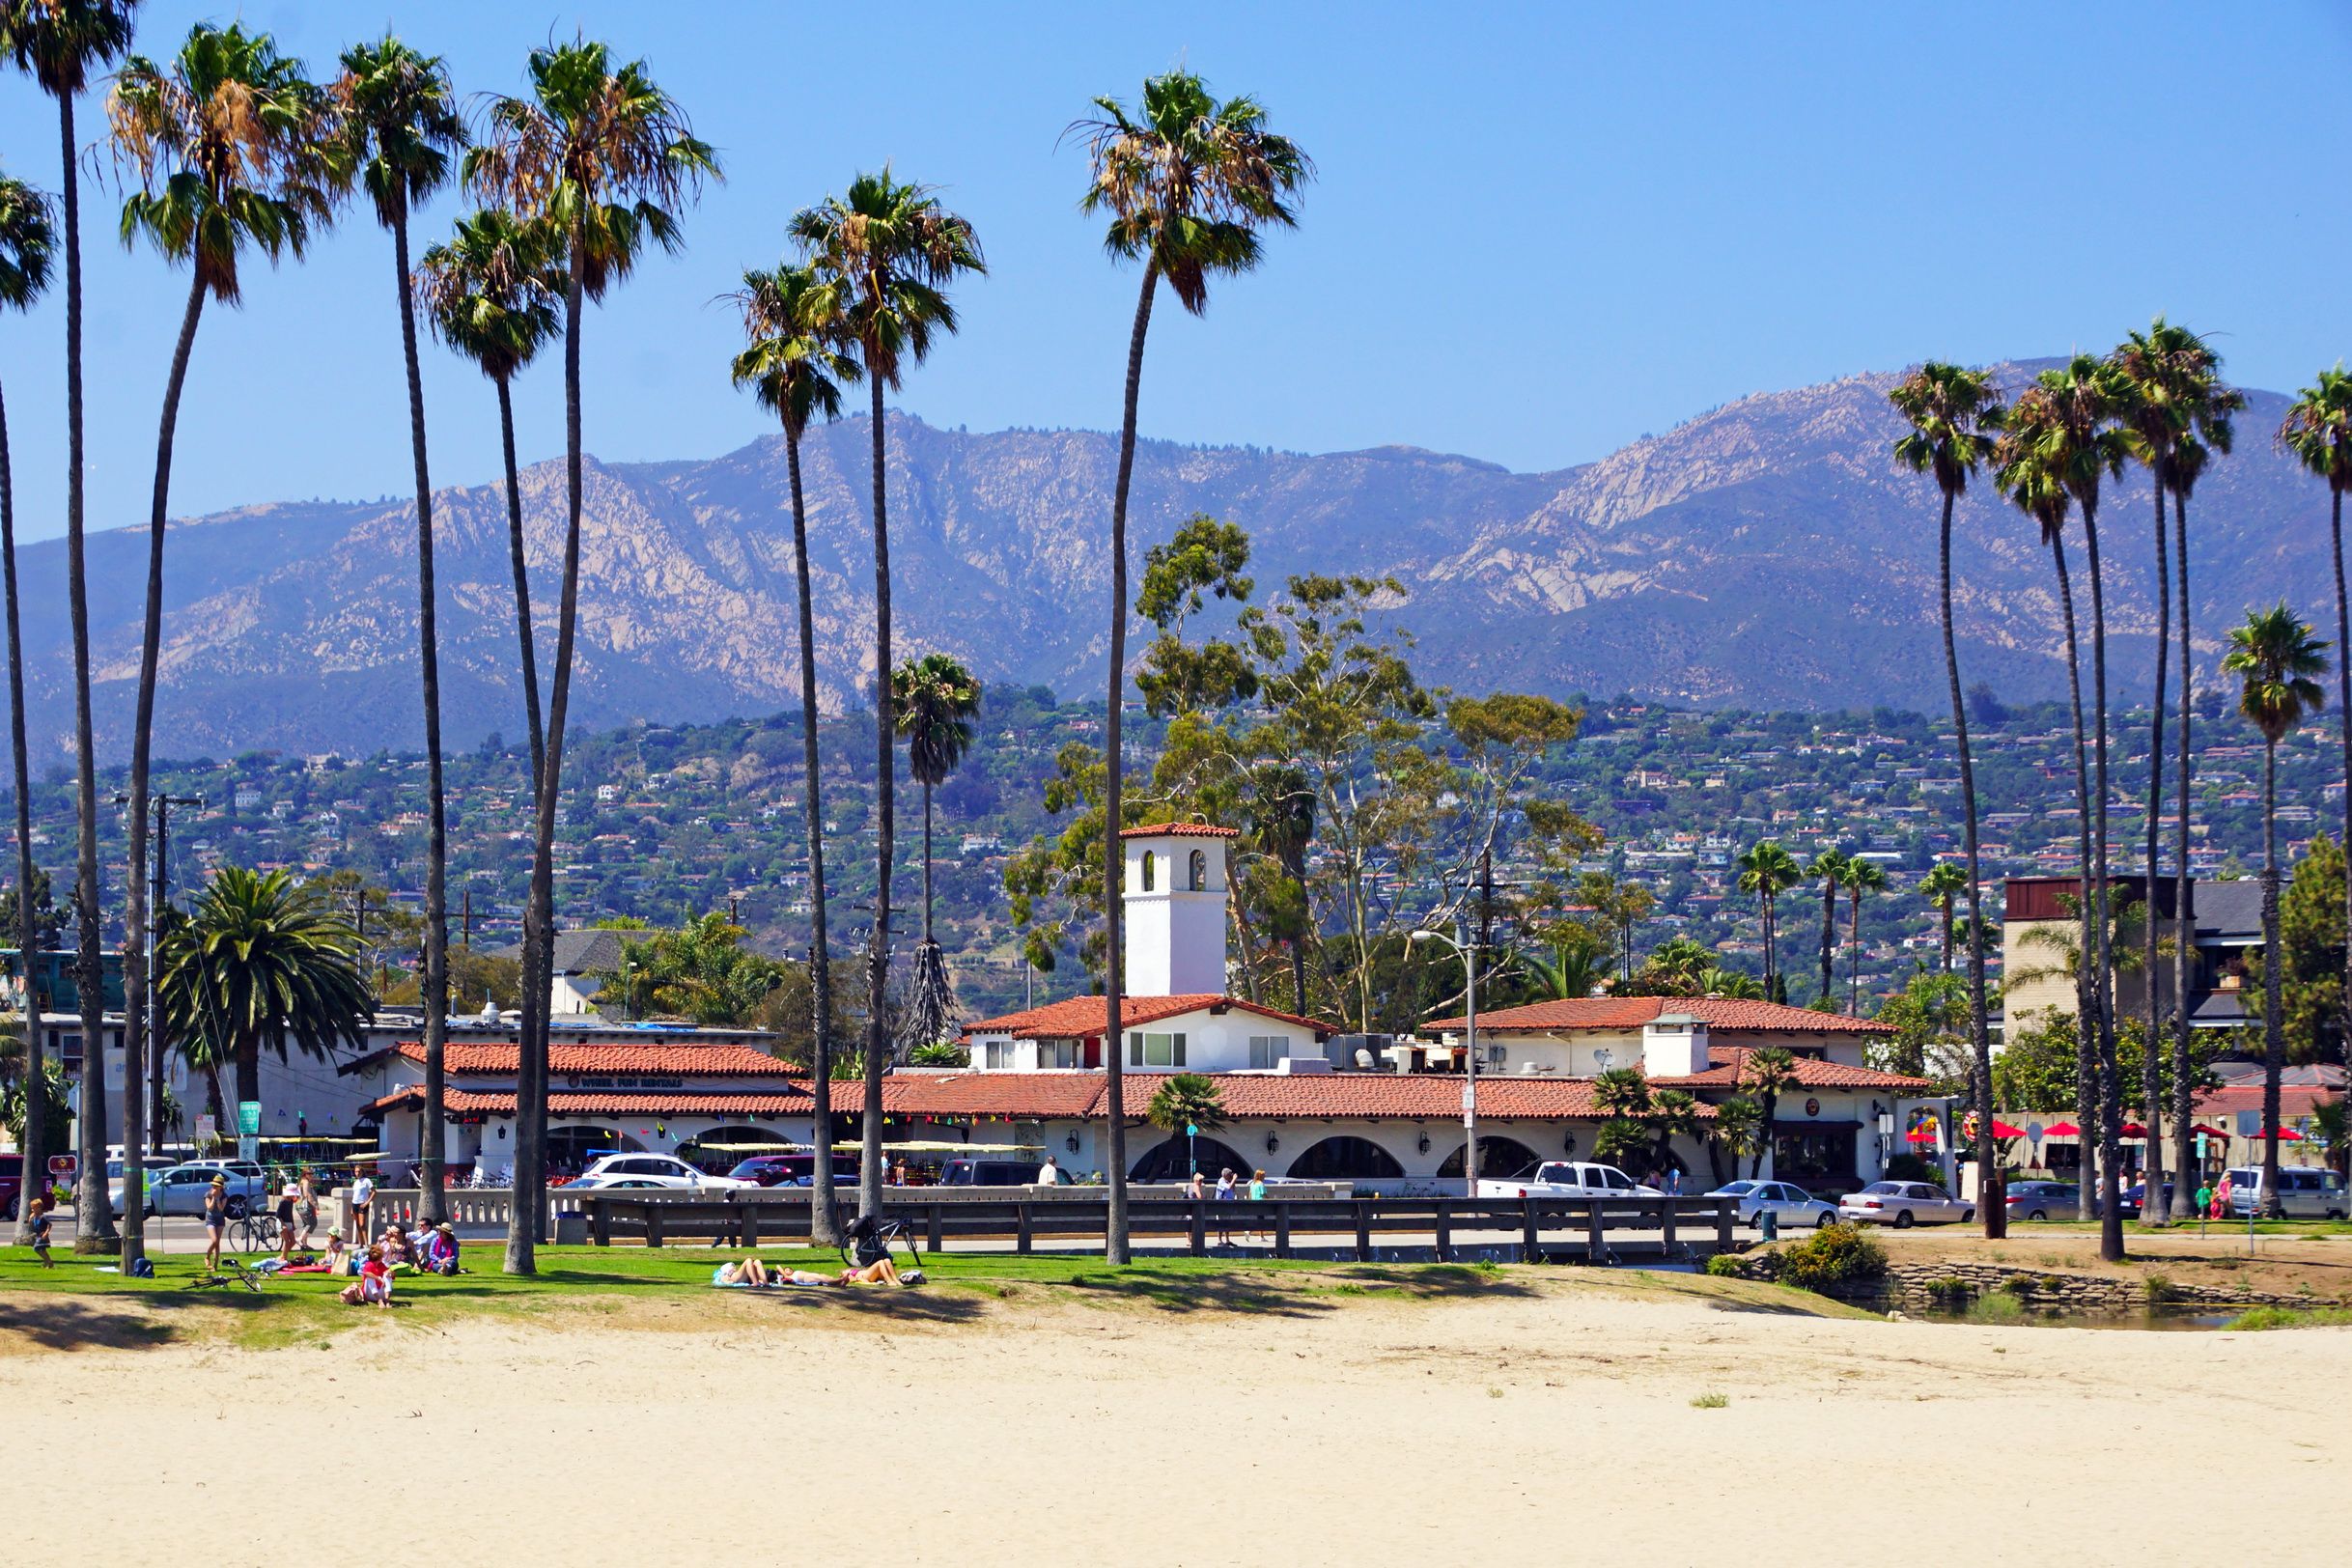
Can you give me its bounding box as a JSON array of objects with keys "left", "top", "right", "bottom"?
[{"left": 2224, "top": 1165, "right": 2347, "bottom": 1220}]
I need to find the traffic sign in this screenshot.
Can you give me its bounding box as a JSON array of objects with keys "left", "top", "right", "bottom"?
[{"left": 238, "top": 1101, "right": 262, "bottom": 1135}]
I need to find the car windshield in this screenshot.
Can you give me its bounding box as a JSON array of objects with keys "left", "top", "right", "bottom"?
[
  {"left": 1861, "top": 1182, "right": 1903, "bottom": 1195},
  {"left": 1716, "top": 1181, "right": 1757, "bottom": 1195}
]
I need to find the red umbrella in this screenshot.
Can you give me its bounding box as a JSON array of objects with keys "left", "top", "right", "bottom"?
[
  {"left": 1905, "top": 1125, "right": 1940, "bottom": 1143},
  {"left": 2044, "top": 1121, "right": 2081, "bottom": 1137},
  {"left": 2190, "top": 1123, "right": 2229, "bottom": 1138},
  {"left": 1992, "top": 1120, "right": 2027, "bottom": 1139},
  {"left": 2267, "top": 1127, "right": 2306, "bottom": 1142},
  {"left": 2118, "top": 1122, "right": 2148, "bottom": 1140}
]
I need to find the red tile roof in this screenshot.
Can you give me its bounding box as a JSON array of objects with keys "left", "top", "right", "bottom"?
[
  {"left": 381, "top": 1040, "right": 794, "bottom": 1077},
  {"left": 962, "top": 994, "right": 1330, "bottom": 1039},
  {"left": 365, "top": 1085, "right": 812, "bottom": 1117},
  {"left": 1646, "top": 1046, "right": 1931, "bottom": 1091},
  {"left": 1119, "top": 822, "right": 1240, "bottom": 839},
  {"left": 1425, "top": 996, "right": 1895, "bottom": 1036}
]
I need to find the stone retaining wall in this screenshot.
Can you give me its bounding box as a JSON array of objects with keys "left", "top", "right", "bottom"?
[{"left": 1875, "top": 1259, "right": 2327, "bottom": 1314}]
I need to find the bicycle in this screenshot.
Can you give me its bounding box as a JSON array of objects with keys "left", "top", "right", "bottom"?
[{"left": 232, "top": 1209, "right": 281, "bottom": 1255}]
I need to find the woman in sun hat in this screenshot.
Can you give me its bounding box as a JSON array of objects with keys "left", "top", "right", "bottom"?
[{"left": 201, "top": 1174, "right": 230, "bottom": 1274}]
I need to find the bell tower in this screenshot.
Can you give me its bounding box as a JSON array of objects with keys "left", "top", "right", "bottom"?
[{"left": 1120, "top": 823, "right": 1235, "bottom": 997}]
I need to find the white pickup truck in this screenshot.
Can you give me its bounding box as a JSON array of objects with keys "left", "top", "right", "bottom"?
[{"left": 1475, "top": 1162, "right": 1662, "bottom": 1200}]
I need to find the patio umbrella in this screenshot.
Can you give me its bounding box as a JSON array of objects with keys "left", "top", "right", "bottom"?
[
  {"left": 2190, "top": 1123, "right": 2229, "bottom": 1138},
  {"left": 2266, "top": 1127, "right": 2306, "bottom": 1141},
  {"left": 2043, "top": 1121, "right": 2081, "bottom": 1137},
  {"left": 2118, "top": 1122, "right": 2148, "bottom": 1140},
  {"left": 1992, "top": 1120, "right": 2026, "bottom": 1139},
  {"left": 1906, "top": 1125, "right": 1940, "bottom": 1143}
]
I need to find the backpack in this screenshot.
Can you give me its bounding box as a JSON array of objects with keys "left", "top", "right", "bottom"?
[{"left": 126, "top": 1256, "right": 155, "bottom": 1279}]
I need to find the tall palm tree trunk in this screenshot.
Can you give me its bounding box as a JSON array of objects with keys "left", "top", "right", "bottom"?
[
  {"left": 120, "top": 271, "right": 210, "bottom": 1270},
  {"left": 1, "top": 373, "right": 47, "bottom": 1246},
  {"left": 1099, "top": 264, "right": 1158, "bottom": 1264},
  {"left": 2141, "top": 472, "right": 2170, "bottom": 1222},
  {"left": 1817, "top": 877, "right": 1837, "bottom": 1006},
  {"left": 509, "top": 243, "right": 589, "bottom": 1274},
  {"left": 390, "top": 202, "right": 451, "bottom": 1225},
  {"left": 2332, "top": 486, "right": 2352, "bottom": 1114},
  {"left": 1938, "top": 490, "right": 2001, "bottom": 1235},
  {"left": 858, "top": 371, "right": 892, "bottom": 1222},
  {"left": 61, "top": 94, "right": 112, "bottom": 1250},
  {"left": 1845, "top": 886, "right": 1862, "bottom": 1014},
  {"left": 784, "top": 428, "right": 841, "bottom": 1245},
  {"left": 2053, "top": 538, "right": 2099, "bottom": 1221},
  {"left": 2082, "top": 508, "right": 2124, "bottom": 1263},
  {"left": 2169, "top": 489, "right": 2199, "bottom": 1218},
  {"left": 2259, "top": 735, "right": 2284, "bottom": 1218},
  {"left": 494, "top": 370, "right": 546, "bottom": 1199}
]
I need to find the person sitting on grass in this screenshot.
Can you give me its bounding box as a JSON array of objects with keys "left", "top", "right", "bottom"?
[
  {"left": 340, "top": 1245, "right": 392, "bottom": 1307},
  {"left": 283, "top": 1235, "right": 345, "bottom": 1274},
  {"left": 419, "top": 1222, "right": 461, "bottom": 1276},
  {"left": 378, "top": 1223, "right": 414, "bottom": 1273}
]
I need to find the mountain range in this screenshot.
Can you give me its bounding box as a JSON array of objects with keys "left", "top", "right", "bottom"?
[{"left": 12, "top": 359, "right": 2328, "bottom": 761}]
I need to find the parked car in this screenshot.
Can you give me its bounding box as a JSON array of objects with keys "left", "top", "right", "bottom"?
[
  {"left": 2223, "top": 1165, "right": 2348, "bottom": 1220},
  {"left": 1838, "top": 1180, "right": 1974, "bottom": 1227},
  {"left": 569, "top": 1153, "right": 751, "bottom": 1191},
  {"left": 2117, "top": 1180, "right": 2175, "bottom": 1217},
  {"left": 2002, "top": 1180, "right": 2082, "bottom": 1221},
  {"left": 1476, "top": 1162, "right": 1660, "bottom": 1199},
  {"left": 0, "top": 1153, "right": 26, "bottom": 1219},
  {"left": 938, "top": 1158, "right": 1052, "bottom": 1187},
  {"left": 1708, "top": 1179, "right": 1839, "bottom": 1229},
  {"left": 726, "top": 1153, "right": 860, "bottom": 1189},
  {"left": 116, "top": 1162, "right": 268, "bottom": 1218}
]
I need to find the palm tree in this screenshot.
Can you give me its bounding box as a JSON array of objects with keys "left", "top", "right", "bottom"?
[
  {"left": 1648, "top": 1087, "right": 1700, "bottom": 1178},
  {"left": 1918, "top": 863, "right": 1968, "bottom": 971},
  {"left": 1143, "top": 1072, "right": 1226, "bottom": 1179},
  {"left": 1806, "top": 847, "right": 1849, "bottom": 1006},
  {"left": 1741, "top": 1047, "right": 1800, "bottom": 1177},
  {"left": 729, "top": 258, "right": 858, "bottom": 1246},
  {"left": 3, "top": 0, "right": 137, "bottom": 1253},
  {"left": 2111, "top": 321, "right": 2238, "bottom": 1224},
  {"left": 335, "top": 32, "right": 465, "bottom": 1226},
  {"left": 1838, "top": 858, "right": 1886, "bottom": 1014},
  {"left": 155, "top": 866, "right": 372, "bottom": 1110},
  {"left": 1734, "top": 839, "right": 1802, "bottom": 994},
  {"left": 1707, "top": 1095, "right": 1764, "bottom": 1186},
  {"left": 467, "top": 38, "right": 716, "bottom": 1274},
  {"left": 1072, "top": 72, "right": 1308, "bottom": 1265},
  {"left": 110, "top": 19, "right": 341, "bottom": 1268},
  {"left": 2222, "top": 604, "right": 2329, "bottom": 1218},
  {"left": 0, "top": 166, "right": 52, "bottom": 1248},
  {"left": 790, "top": 171, "right": 981, "bottom": 1226},
  {"left": 893, "top": 652, "right": 982, "bottom": 1055},
  {"left": 1997, "top": 397, "right": 2103, "bottom": 1225},
  {"left": 1890, "top": 358, "right": 2005, "bottom": 1234},
  {"left": 2160, "top": 430, "right": 2225, "bottom": 1218},
  {"left": 2279, "top": 366, "right": 2352, "bottom": 1174}
]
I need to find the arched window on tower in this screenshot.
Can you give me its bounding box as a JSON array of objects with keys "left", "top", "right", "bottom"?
[
  {"left": 1188, "top": 849, "right": 1207, "bottom": 890},
  {"left": 1139, "top": 851, "right": 1156, "bottom": 892}
]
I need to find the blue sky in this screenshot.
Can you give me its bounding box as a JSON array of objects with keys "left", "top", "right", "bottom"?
[{"left": 0, "top": 1, "right": 2346, "bottom": 539}]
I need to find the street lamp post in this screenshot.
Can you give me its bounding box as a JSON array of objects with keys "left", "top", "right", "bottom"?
[{"left": 1411, "top": 921, "right": 1480, "bottom": 1195}]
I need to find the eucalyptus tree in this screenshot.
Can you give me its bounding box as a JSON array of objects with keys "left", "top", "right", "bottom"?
[
  {"left": 2, "top": 0, "right": 138, "bottom": 1251},
  {"left": 336, "top": 32, "right": 465, "bottom": 1223},
  {"left": 467, "top": 37, "right": 716, "bottom": 1273},
  {"left": 109, "top": 19, "right": 341, "bottom": 1267},
  {"left": 1997, "top": 394, "right": 2104, "bottom": 1227},
  {"left": 1806, "top": 846, "right": 1848, "bottom": 1007},
  {"left": 0, "top": 166, "right": 52, "bottom": 1246},
  {"left": 2223, "top": 605, "right": 2329, "bottom": 1218},
  {"left": 790, "top": 171, "right": 981, "bottom": 1222},
  {"left": 729, "top": 258, "right": 858, "bottom": 1244},
  {"left": 1733, "top": 839, "right": 1801, "bottom": 994},
  {"left": 1069, "top": 70, "right": 1307, "bottom": 1262},
  {"left": 1890, "top": 359, "right": 2004, "bottom": 1232},
  {"left": 2110, "top": 321, "right": 2238, "bottom": 1221},
  {"left": 893, "top": 652, "right": 982, "bottom": 1054}
]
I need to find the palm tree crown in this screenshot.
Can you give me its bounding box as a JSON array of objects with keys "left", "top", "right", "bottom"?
[
  {"left": 416, "top": 210, "right": 565, "bottom": 382},
  {"left": 333, "top": 34, "right": 464, "bottom": 228},
  {"left": 108, "top": 22, "right": 343, "bottom": 303},
  {"left": 156, "top": 866, "right": 373, "bottom": 1102},
  {"left": 0, "top": 167, "right": 54, "bottom": 307},
  {"left": 790, "top": 168, "right": 985, "bottom": 386},
  {"left": 2280, "top": 364, "right": 2352, "bottom": 495},
  {"left": 2225, "top": 604, "right": 2329, "bottom": 741},
  {"left": 729, "top": 261, "right": 861, "bottom": 442},
  {"left": 1071, "top": 69, "right": 1312, "bottom": 313},
  {"left": 0, "top": 0, "right": 135, "bottom": 98},
  {"left": 1890, "top": 361, "right": 2004, "bottom": 495},
  {"left": 893, "top": 653, "right": 984, "bottom": 788}
]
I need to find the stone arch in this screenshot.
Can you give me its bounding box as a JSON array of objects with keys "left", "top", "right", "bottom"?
[
  {"left": 1188, "top": 848, "right": 1207, "bottom": 890},
  {"left": 1140, "top": 851, "right": 1157, "bottom": 892},
  {"left": 1286, "top": 1135, "right": 1405, "bottom": 1181},
  {"left": 1435, "top": 1134, "right": 1543, "bottom": 1180},
  {"left": 1130, "top": 1135, "right": 1259, "bottom": 1182}
]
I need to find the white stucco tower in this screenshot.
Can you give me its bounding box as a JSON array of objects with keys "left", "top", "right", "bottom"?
[{"left": 1120, "top": 823, "right": 1236, "bottom": 997}]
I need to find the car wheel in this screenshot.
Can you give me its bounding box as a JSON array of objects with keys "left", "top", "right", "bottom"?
[
  {"left": 2029, "top": 1209, "right": 2048, "bottom": 1222},
  {"left": 2328, "top": 1210, "right": 2344, "bottom": 1221},
  {"left": 1893, "top": 1210, "right": 1916, "bottom": 1228},
  {"left": 1816, "top": 1209, "right": 1836, "bottom": 1228},
  {"left": 1961, "top": 1209, "right": 1974, "bottom": 1223}
]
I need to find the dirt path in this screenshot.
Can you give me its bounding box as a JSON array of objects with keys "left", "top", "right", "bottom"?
[{"left": 4, "top": 1272, "right": 2344, "bottom": 1566}]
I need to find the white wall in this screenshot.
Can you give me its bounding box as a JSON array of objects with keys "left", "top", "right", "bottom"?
[{"left": 1123, "top": 835, "right": 1229, "bottom": 996}]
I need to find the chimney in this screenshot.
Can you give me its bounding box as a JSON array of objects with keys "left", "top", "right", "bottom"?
[{"left": 1641, "top": 1013, "right": 1711, "bottom": 1078}]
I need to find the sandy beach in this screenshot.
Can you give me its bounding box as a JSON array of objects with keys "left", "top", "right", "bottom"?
[{"left": 6, "top": 1270, "right": 2345, "bottom": 1567}]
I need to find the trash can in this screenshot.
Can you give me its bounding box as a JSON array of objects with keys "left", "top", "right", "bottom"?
[{"left": 1758, "top": 1210, "right": 1778, "bottom": 1243}]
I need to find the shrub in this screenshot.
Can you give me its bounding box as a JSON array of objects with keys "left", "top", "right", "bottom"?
[
  {"left": 1703, "top": 1252, "right": 1754, "bottom": 1279},
  {"left": 1884, "top": 1153, "right": 1938, "bottom": 1184},
  {"left": 1967, "top": 1292, "right": 2027, "bottom": 1325},
  {"left": 2142, "top": 1274, "right": 2177, "bottom": 1304},
  {"left": 1690, "top": 1392, "right": 1728, "bottom": 1409},
  {"left": 2226, "top": 1306, "right": 2352, "bottom": 1330},
  {"left": 1774, "top": 1222, "right": 1887, "bottom": 1294},
  {"left": 1999, "top": 1274, "right": 2035, "bottom": 1299},
  {"left": 1923, "top": 1275, "right": 1970, "bottom": 1307}
]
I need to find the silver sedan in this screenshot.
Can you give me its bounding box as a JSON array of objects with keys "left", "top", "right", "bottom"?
[{"left": 1838, "top": 1180, "right": 1974, "bottom": 1227}]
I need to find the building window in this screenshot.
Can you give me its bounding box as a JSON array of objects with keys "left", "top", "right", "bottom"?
[
  {"left": 1248, "top": 1034, "right": 1287, "bottom": 1069},
  {"left": 1189, "top": 849, "right": 1207, "bottom": 890},
  {"left": 984, "top": 1040, "right": 1014, "bottom": 1069},
  {"left": 1128, "top": 1031, "right": 1186, "bottom": 1068},
  {"left": 1039, "top": 1039, "right": 1080, "bottom": 1069},
  {"left": 1139, "top": 852, "right": 1156, "bottom": 892}
]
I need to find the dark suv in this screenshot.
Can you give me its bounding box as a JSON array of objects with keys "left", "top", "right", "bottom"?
[
  {"left": 938, "top": 1159, "right": 1050, "bottom": 1187},
  {"left": 0, "top": 1153, "right": 24, "bottom": 1219},
  {"left": 726, "top": 1153, "right": 860, "bottom": 1188}
]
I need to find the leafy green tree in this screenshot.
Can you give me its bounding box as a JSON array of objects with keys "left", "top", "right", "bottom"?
[
  {"left": 157, "top": 866, "right": 372, "bottom": 1112},
  {"left": 111, "top": 20, "right": 342, "bottom": 1266},
  {"left": 4, "top": 1054, "right": 69, "bottom": 1179},
  {"left": 791, "top": 169, "right": 980, "bottom": 1226},
  {"left": 1076, "top": 71, "right": 1305, "bottom": 1261},
  {"left": 1136, "top": 514, "right": 1258, "bottom": 716},
  {"left": 1593, "top": 1117, "right": 1650, "bottom": 1171},
  {"left": 467, "top": 37, "right": 716, "bottom": 1272},
  {"left": 1648, "top": 1087, "right": 1701, "bottom": 1175},
  {"left": 335, "top": 31, "right": 466, "bottom": 1221},
  {"left": 1871, "top": 970, "right": 1972, "bottom": 1089},
  {"left": 1579, "top": 871, "right": 1654, "bottom": 981},
  {"left": 1592, "top": 1065, "right": 1652, "bottom": 1119},
  {"left": 0, "top": 863, "right": 63, "bottom": 954},
  {"left": 1735, "top": 839, "right": 1803, "bottom": 992},
  {"left": 3, "top": 0, "right": 138, "bottom": 1251},
  {"left": 2225, "top": 603, "right": 2331, "bottom": 1216},
  {"left": 729, "top": 257, "right": 858, "bottom": 1244},
  {"left": 1143, "top": 1072, "right": 1227, "bottom": 1179},
  {"left": 0, "top": 162, "right": 52, "bottom": 1241},
  {"left": 2242, "top": 833, "right": 2344, "bottom": 1067},
  {"left": 1990, "top": 1011, "right": 2222, "bottom": 1119},
  {"left": 593, "top": 911, "right": 788, "bottom": 1026}
]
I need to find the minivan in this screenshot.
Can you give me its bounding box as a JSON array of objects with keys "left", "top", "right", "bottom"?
[{"left": 2224, "top": 1165, "right": 2347, "bottom": 1220}]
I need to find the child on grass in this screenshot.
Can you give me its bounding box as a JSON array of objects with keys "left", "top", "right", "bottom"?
[{"left": 28, "top": 1193, "right": 54, "bottom": 1268}]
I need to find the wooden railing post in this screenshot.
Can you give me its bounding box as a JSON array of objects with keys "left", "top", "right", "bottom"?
[
  {"left": 1434, "top": 1200, "right": 1452, "bottom": 1262},
  {"left": 1586, "top": 1198, "right": 1605, "bottom": 1262},
  {"left": 1354, "top": 1201, "right": 1373, "bottom": 1263},
  {"left": 1715, "top": 1196, "right": 1734, "bottom": 1253},
  {"left": 738, "top": 1196, "right": 759, "bottom": 1250},
  {"left": 1522, "top": 1196, "right": 1540, "bottom": 1263},
  {"left": 1274, "top": 1203, "right": 1293, "bottom": 1259},
  {"left": 1016, "top": 1201, "right": 1033, "bottom": 1255},
  {"left": 591, "top": 1197, "right": 610, "bottom": 1247},
  {"left": 1660, "top": 1197, "right": 1676, "bottom": 1253},
  {"left": 1190, "top": 1200, "right": 1206, "bottom": 1257},
  {"left": 643, "top": 1201, "right": 664, "bottom": 1249},
  {"left": 927, "top": 1203, "right": 943, "bottom": 1254}
]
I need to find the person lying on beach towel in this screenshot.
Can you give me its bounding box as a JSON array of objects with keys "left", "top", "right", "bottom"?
[{"left": 836, "top": 1257, "right": 923, "bottom": 1287}]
